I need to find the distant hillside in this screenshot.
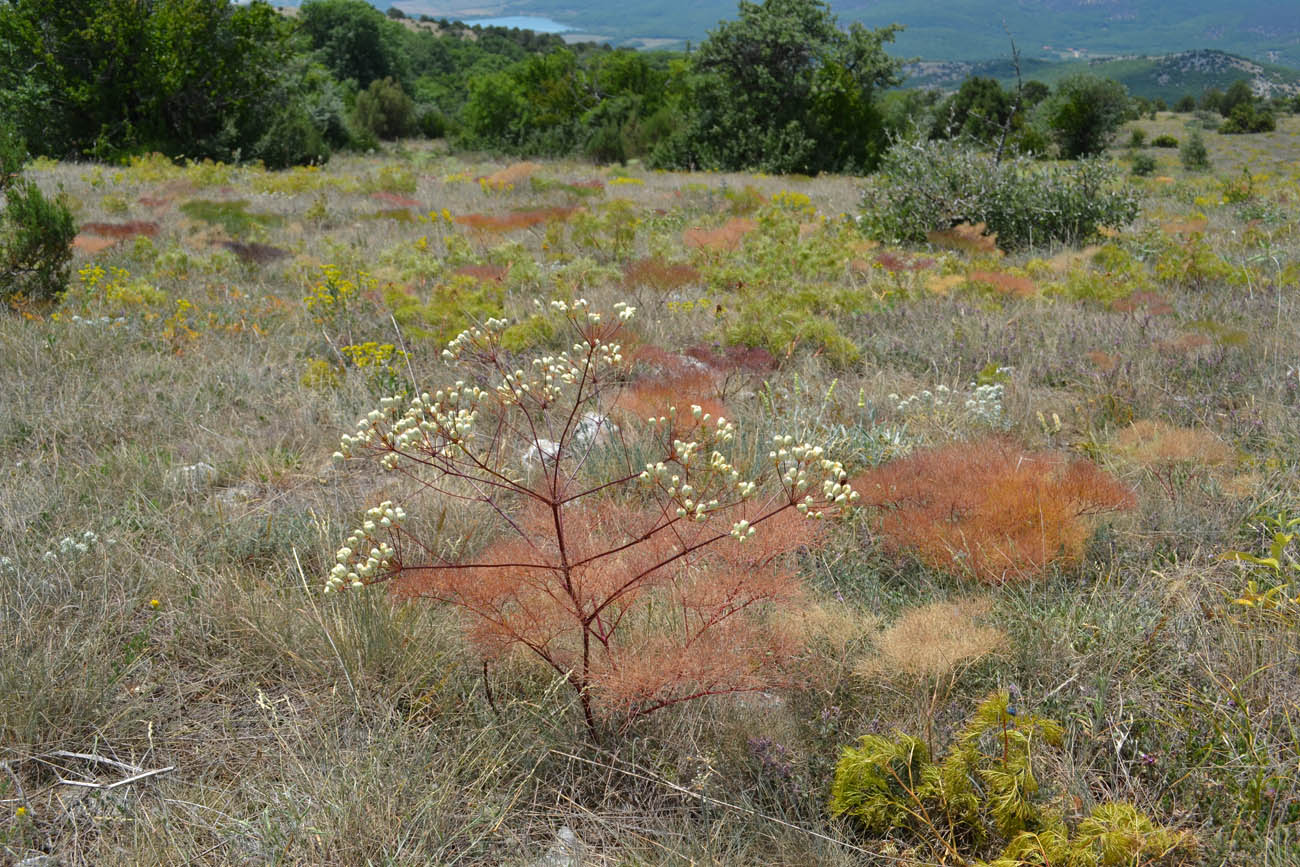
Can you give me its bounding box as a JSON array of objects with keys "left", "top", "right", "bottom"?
[
  {"left": 374, "top": 0, "right": 1300, "bottom": 66},
  {"left": 905, "top": 50, "right": 1300, "bottom": 101}
]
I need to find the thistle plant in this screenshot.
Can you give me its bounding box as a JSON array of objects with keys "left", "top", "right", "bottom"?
[{"left": 328, "top": 300, "right": 856, "bottom": 736}]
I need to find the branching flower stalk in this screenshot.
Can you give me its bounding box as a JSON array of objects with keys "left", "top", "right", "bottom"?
[{"left": 328, "top": 300, "right": 857, "bottom": 736}]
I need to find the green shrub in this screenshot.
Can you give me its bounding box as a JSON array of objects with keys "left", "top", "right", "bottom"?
[
  {"left": 1220, "top": 103, "right": 1276, "bottom": 134},
  {"left": 1037, "top": 74, "right": 1130, "bottom": 158},
  {"left": 1126, "top": 128, "right": 1147, "bottom": 148},
  {"left": 0, "top": 124, "right": 76, "bottom": 304},
  {"left": 862, "top": 139, "right": 1138, "bottom": 249},
  {"left": 1179, "top": 130, "right": 1210, "bottom": 171},
  {"left": 1151, "top": 134, "right": 1179, "bottom": 148},
  {"left": 253, "top": 102, "right": 330, "bottom": 169},
  {"left": 353, "top": 76, "right": 414, "bottom": 141},
  {"left": 1130, "top": 152, "right": 1157, "bottom": 176}
]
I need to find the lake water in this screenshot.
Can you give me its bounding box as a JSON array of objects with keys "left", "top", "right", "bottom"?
[{"left": 462, "top": 15, "right": 573, "bottom": 33}]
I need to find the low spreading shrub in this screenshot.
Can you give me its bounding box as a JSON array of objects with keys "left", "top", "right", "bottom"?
[
  {"left": 1131, "top": 153, "right": 1157, "bottom": 177},
  {"left": 852, "top": 437, "right": 1134, "bottom": 583},
  {"left": 830, "top": 692, "right": 1197, "bottom": 864},
  {"left": 861, "top": 139, "right": 1139, "bottom": 250},
  {"left": 1151, "top": 134, "right": 1179, "bottom": 148}
]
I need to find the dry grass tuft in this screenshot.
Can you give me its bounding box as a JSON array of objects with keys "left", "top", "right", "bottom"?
[
  {"left": 861, "top": 598, "right": 1004, "bottom": 681},
  {"left": 483, "top": 161, "right": 543, "bottom": 190},
  {"left": 1113, "top": 419, "right": 1233, "bottom": 467},
  {"left": 1161, "top": 217, "right": 1208, "bottom": 235}
]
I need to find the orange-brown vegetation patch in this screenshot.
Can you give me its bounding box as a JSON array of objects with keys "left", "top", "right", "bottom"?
[
  {"left": 683, "top": 217, "right": 757, "bottom": 252},
  {"left": 622, "top": 257, "right": 701, "bottom": 292},
  {"left": 219, "top": 241, "right": 289, "bottom": 265},
  {"left": 968, "top": 270, "right": 1038, "bottom": 298},
  {"left": 79, "top": 221, "right": 160, "bottom": 239},
  {"left": 482, "top": 161, "right": 542, "bottom": 190},
  {"left": 1112, "top": 290, "right": 1173, "bottom": 315},
  {"left": 454, "top": 207, "right": 576, "bottom": 233},
  {"left": 370, "top": 191, "right": 422, "bottom": 208},
  {"left": 137, "top": 195, "right": 172, "bottom": 209},
  {"left": 874, "top": 252, "right": 935, "bottom": 273},
  {"left": 684, "top": 344, "right": 777, "bottom": 374},
  {"left": 1086, "top": 350, "right": 1120, "bottom": 373},
  {"left": 852, "top": 438, "right": 1134, "bottom": 583},
  {"left": 926, "top": 222, "right": 1002, "bottom": 256},
  {"left": 452, "top": 263, "right": 509, "bottom": 283},
  {"left": 72, "top": 235, "right": 119, "bottom": 254},
  {"left": 1161, "top": 217, "right": 1208, "bottom": 236},
  {"left": 861, "top": 598, "right": 1004, "bottom": 680},
  {"left": 615, "top": 371, "right": 731, "bottom": 437}
]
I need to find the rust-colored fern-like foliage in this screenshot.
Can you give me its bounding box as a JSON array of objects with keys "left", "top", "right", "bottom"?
[
  {"left": 454, "top": 207, "right": 576, "bottom": 233},
  {"left": 852, "top": 438, "right": 1134, "bottom": 583},
  {"left": 683, "top": 217, "right": 757, "bottom": 252},
  {"left": 622, "top": 257, "right": 701, "bottom": 292},
  {"left": 329, "top": 302, "right": 855, "bottom": 736}
]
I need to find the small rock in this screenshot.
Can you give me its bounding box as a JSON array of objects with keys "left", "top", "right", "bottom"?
[
  {"left": 213, "top": 483, "right": 259, "bottom": 508},
  {"left": 529, "top": 826, "right": 584, "bottom": 867},
  {"left": 17, "top": 855, "right": 60, "bottom": 867},
  {"left": 166, "top": 462, "right": 218, "bottom": 492}
]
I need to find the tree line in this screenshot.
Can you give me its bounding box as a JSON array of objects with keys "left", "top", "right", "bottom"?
[{"left": 1, "top": 0, "right": 1294, "bottom": 173}]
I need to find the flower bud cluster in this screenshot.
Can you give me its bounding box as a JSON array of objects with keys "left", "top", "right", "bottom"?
[
  {"left": 327, "top": 501, "right": 405, "bottom": 592},
  {"left": 335, "top": 383, "right": 486, "bottom": 464},
  {"left": 769, "top": 434, "right": 859, "bottom": 520}
]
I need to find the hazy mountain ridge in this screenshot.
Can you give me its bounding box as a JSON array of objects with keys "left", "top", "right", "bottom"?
[
  {"left": 903, "top": 49, "right": 1300, "bottom": 101},
  {"left": 380, "top": 0, "right": 1300, "bottom": 66}
]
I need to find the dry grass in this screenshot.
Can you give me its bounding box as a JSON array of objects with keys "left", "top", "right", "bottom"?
[
  {"left": 3, "top": 124, "right": 1300, "bottom": 863},
  {"left": 861, "top": 598, "right": 1004, "bottom": 681}
]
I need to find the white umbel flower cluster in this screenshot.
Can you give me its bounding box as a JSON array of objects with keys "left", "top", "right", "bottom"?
[{"left": 327, "top": 501, "right": 404, "bottom": 592}]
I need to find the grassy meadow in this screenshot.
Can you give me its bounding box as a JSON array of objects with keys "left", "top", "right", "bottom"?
[{"left": 2, "top": 114, "right": 1299, "bottom": 864}]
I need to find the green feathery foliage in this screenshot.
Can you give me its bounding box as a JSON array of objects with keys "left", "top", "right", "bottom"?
[{"left": 831, "top": 692, "right": 1195, "bottom": 864}]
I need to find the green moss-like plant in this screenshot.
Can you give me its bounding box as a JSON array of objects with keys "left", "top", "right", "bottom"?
[{"left": 831, "top": 693, "right": 1194, "bottom": 864}]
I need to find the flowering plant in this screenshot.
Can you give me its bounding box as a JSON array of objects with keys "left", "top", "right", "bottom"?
[{"left": 329, "top": 300, "right": 856, "bottom": 735}]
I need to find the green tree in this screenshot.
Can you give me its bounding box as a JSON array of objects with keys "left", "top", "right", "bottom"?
[
  {"left": 0, "top": 0, "right": 314, "bottom": 163},
  {"left": 0, "top": 124, "right": 75, "bottom": 305},
  {"left": 659, "top": 0, "right": 901, "bottom": 174},
  {"left": 930, "top": 77, "right": 1014, "bottom": 143},
  {"left": 1038, "top": 73, "right": 1130, "bottom": 159},
  {"left": 297, "top": 0, "right": 409, "bottom": 89},
  {"left": 353, "top": 76, "right": 415, "bottom": 140},
  {"left": 1219, "top": 79, "right": 1255, "bottom": 117}
]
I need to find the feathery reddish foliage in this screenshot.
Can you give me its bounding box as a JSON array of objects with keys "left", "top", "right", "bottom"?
[
  {"left": 79, "top": 220, "right": 160, "bottom": 239},
  {"left": 622, "top": 257, "right": 701, "bottom": 292},
  {"left": 454, "top": 207, "right": 576, "bottom": 233},
  {"left": 852, "top": 438, "right": 1134, "bottom": 583},
  {"left": 683, "top": 217, "right": 757, "bottom": 252},
  {"left": 968, "top": 270, "right": 1038, "bottom": 298},
  {"left": 333, "top": 305, "right": 854, "bottom": 736}
]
